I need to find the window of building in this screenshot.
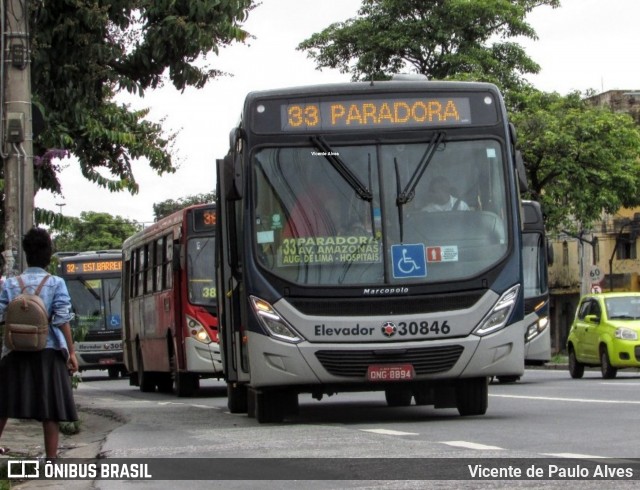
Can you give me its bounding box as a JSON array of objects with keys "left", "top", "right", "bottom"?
[{"left": 616, "top": 234, "right": 637, "bottom": 260}]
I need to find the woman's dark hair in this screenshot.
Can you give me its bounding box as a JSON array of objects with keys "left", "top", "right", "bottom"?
[{"left": 22, "top": 227, "right": 52, "bottom": 268}]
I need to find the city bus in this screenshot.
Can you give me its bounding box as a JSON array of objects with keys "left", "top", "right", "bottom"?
[
  {"left": 56, "top": 250, "right": 125, "bottom": 378},
  {"left": 216, "top": 79, "right": 529, "bottom": 422},
  {"left": 122, "top": 203, "right": 222, "bottom": 396},
  {"left": 495, "top": 200, "right": 551, "bottom": 382},
  {"left": 522, "top": 200, "right": 551, "bottom": 365}
]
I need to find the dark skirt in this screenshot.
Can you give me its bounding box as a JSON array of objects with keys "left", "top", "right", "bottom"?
[{"left": 0, "top": 349, "right": 78, "bottom": 422}]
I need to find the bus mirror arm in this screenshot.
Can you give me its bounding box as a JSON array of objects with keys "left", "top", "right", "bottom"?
[{"left": 515, "top": 150, "right": 528, "bottom": 193}]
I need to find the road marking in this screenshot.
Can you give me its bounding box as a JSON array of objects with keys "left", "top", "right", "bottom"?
[
  {"left": 541, "top": 453, "right": 605, "bottom": 459},
  {"left": 361, "top": 429, "right": 419, "bottom": 436},
  {"left": 599, "top": 382, "right": 640, "bottom": 386},
  {"left": 441, "top": 441, "right": 504, "bottom": 450},
  {"left": 491, "top": 394, "right": 640, "bottom": 405}
]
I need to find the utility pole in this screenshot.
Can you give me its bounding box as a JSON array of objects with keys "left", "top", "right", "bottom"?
[{"left": 2, "top": 0, "right": 34, "bottom": 276}]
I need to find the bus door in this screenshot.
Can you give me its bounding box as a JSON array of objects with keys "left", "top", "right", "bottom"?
[{"left": 216, "top": 155, "right": 250, "bottom": 412}]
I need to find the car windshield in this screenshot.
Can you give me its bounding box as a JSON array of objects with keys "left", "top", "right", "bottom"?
[
  {"left": 605, "top": 297, "right": 640, "bottom": 319},
  {"left": 253, "top": 139, "right": 508, "bottom": 286}
]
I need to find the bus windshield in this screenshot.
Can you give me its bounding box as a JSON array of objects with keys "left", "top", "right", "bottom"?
[
  {"left": 254, "top": 139, "right": 508, "bottom": 286},
  {"left": 67, "top": 277, "right": 122, "bottom": 334},
  {"left": 187, "top": 236, "right": 216, "bottom": 306}
]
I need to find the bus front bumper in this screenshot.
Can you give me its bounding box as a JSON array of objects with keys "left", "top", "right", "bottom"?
[{"left": 245, "top": 322, "right": 524, "bottom": 389}]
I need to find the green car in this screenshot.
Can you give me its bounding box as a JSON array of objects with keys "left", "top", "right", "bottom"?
[{"left": 567, "top": 292, "right": 640, "bottom": 379}]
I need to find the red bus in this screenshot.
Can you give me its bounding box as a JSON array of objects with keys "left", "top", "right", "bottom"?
[{"left": 122, "top": 203, "right": 221, "bottom": 396}]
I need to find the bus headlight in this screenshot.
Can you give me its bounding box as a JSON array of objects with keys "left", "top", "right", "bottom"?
[
  {"left": 526, "top": 316, "right": 549, "bottom": 342},
  {"left": 187, "top": 315, "right": 212, "bottom": 344},
  {"left": 474, "top": 285, "right": 520, "bottom": 337},
  {"left": 250, "top": 296, "right": 304, "bottom": 344},
  {"left": 615, "top": 327, "right": 638, "bottom": 340}
]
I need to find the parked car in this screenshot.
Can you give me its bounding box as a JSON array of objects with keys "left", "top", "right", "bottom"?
[{"left": 567, "top": 292, "right": 640, "bottom": 379}]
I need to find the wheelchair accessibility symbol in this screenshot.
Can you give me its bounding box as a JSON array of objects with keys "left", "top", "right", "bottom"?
[{"left": 391, "top": 244, "right": 427, "bottom": 279}]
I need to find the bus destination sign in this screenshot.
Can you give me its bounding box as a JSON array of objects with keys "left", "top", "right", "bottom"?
[
  {"left": 281, "top": 97, "right": 472, "bottom": 132},
  {"left": 193, "top": 207, "right": 216, "bottom": 232},
  {"left": 64, "top": 260, "right": 122, "bottom": 275}
]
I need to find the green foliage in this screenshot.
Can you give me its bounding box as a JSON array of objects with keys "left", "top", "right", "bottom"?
[
  {"left": 27, "top": 0, "right": 253, "bottom": 196},
  {"left": 298, "top": 0, "right": 640, "bottom": 234},
  {"left": 153, "top": 191, "right": 216, "bottom": 220},
  {"left": 52, "top": 211, "right": 142, "bottom": 252},
  {"left": 298, "top": 0, "right": 559, "bottom": 91},
  {"left": 511, "top": 89, "right": 640, "bottom": 232}
]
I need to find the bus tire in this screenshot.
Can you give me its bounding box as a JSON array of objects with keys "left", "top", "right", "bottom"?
[
  {"left": 175, "top": 372, "right": 199, "bottom": 397},
  {"left": 251, "top": 388, "right": 286, "bottom": 423},
  {"left": 455, "top": 377, "right": 488, "bottom": 416},
  {"left": 385, "top": 388, "right": 413, "bottom": 407},
  {"left": 227, "top": 383, "right": 248, "bottom": 413},
  {"left": 137, "top": 345, "right": 156, "bottom": 393},
  {"left": 107, "top": 366, "right": 120, "bottom": 379},
  {"left": 157, "top": 373, "right": 174, "bottom": 393}
]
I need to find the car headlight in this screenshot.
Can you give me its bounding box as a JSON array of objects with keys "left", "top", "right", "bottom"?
[
  {"left": 186, "top": 315, "right": 212, "bottom": 344},
  {"left": 615, "top": 327, "right": 638, "bottom": 340},
  {"left": 250, "top": 296, "right": 304, "bottom": 343},
  {"left": 474, "top": 284, "right": 521, "bottom": 336},
  {"left": 526, "top": 316, "right": 549, "bottom": 342}
]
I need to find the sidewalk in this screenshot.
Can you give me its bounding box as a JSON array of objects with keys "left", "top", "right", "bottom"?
[{"left": 0, "top": 402, "right": 125, "bottom": 489}]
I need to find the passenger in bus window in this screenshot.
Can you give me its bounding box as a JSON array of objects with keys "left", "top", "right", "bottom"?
[{"left": 423, "top": 176, "right": 471, "bottom": 212}]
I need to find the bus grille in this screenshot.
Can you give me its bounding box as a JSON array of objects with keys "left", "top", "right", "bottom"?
[
  {"left": 287, "top": 292, "right": 483, "bottom": 317},
  {"left": 315, "top": 345, "right": 464, "bottom": 377}
]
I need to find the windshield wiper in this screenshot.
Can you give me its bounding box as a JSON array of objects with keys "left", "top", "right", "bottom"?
[
  {"left": 396, "top": 131, "right": 445, "bottom": 206},
  {"left": 311, "top": 136, "right": 373, "bottom": 201},
  {"left": 395, "top": 131, "right": 445, "bottom": 242}
]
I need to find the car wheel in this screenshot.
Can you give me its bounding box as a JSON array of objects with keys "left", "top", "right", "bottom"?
[
  {"left": 568, "top": 348, "right": 584, "bottom": 379},
  {"left": 600, "top": 347, "right": 618, "bottom": 379}
]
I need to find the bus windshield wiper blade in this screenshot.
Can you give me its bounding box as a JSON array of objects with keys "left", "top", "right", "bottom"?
[
  {"left": 311, "top": 136, "right": 373, "bottom": 201},
  {"left": 396, "top": 131, "right": 445, "bottom": 206}
]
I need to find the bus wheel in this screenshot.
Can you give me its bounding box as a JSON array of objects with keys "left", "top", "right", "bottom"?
[
  {"left": 385, "top": 388, "right": 413, "bottom": 407},
  {"left": 175, "top": 372, "right": 198, "bottom": 397},
  {"left": 250, "top": 388, "right": 293, "bottom": 423},
  {"left": 496, "top": 375, "right": 519, "bottom": 384},
  {"left": 107, "top": 366, "right": 120, "bottom": 379},
  {"left": 157, "top": 373, "right": 174, "bottom": 393},
  {"left": 455, "top": 377, "right": 488, "bottom": 416},
  {"left": 227, "top": 383, "right": 248, "bottom": 413},
  {"left": 137, "top": 345, "right": 156, "bottom": 393},
  {"left": 413, "top": 387, "right": 433, "bottom": 406}
]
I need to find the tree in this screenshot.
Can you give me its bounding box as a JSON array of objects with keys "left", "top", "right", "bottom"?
[
  {"left": 53, "top": 212, "right": 141, "bottom": 252},
  {"left": 512, "top": 89, "right": 640, "bottom": 232},
  {"left": 297, "top": 0, "right": 559, "bottom": 91},
  {"left": 153, "top": 191, "right": 216, "bottom": 221},
  {"left": 28, "top": 0, "right": 253, "bottom": 197}
]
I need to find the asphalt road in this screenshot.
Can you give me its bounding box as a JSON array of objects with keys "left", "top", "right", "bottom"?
[{"left": 51, "top": 367, "right": 640, "bottom": 489}]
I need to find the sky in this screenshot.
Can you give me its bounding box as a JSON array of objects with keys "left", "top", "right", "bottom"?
[{"left": 35, "top": 0, "right": 640, "bottom": 225}]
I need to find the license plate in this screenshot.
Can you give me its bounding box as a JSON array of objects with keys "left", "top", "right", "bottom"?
[
  {"left": 98, "top": 359, "right": 116, "bottom": 365},
  {"left": 367, "top": 364, "right": 415, "bottom": 381}
]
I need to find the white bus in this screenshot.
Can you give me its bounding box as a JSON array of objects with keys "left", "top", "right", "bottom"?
[{"left": 216, "top": 80, "right": 529, "bottom": 422}]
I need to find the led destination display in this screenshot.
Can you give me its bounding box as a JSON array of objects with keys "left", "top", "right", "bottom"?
[{"left": 281, "top": 97, "right": 473, "bottom": 131}]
